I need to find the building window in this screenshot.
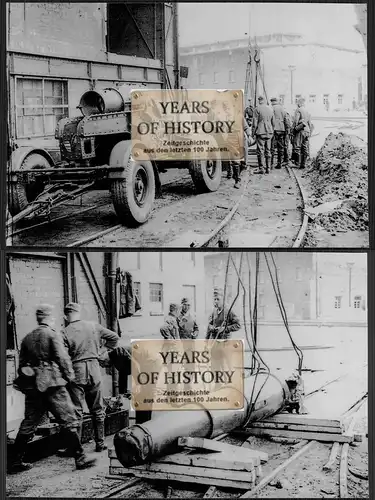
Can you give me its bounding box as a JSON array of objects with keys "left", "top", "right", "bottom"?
[
  {"left": 309, "top": 94, "right": 316, "bottom": 103},
  {"left": 354, "top": 295, "right": 362, "bottom": 309},
  {"left": 190, "top": 252, "right": 196, "bottom": 265},
  {"left": 134, "top": 282, "right": 142, "bottom": 312},
  {"left": 323, "top": 94, "right": 329, "bottom": 105},
  {"left": 182, "top": 284, "right": 196, "bottom": 312},
  {"left": 149, "top": 283, "right": 163, "bottom": 314},
  {"left": 259, "top": 306, "right": 265, "bottom": 319},
  {"left": 16, "top": 78, "right": 69, "bottom": 138},
  {"left": 296, "top": 267, "right": 302, "bottom": 281},
  {"left": 198, "top": 73, "right": 204, "bottom": 85},
  {"left": 229, "top": 70, "right": 235, "bottom": 83},
  {"left": 279, "top": 95, "right": 285, "bottom": 105},
  {"left": 295, "top": 94, "right": 302, "bottom": 104},
  {"left": 334, "top": 296, "right": 342, "bottom": 309},
  {"left": 337, "top": 94, "right": 343, "bottom": 105},
  {"left": 213, "top": 72, "right": 219, "bottom": 84},
  {"left": 259, "top": 292, "right": 265, "bottom": 307}
]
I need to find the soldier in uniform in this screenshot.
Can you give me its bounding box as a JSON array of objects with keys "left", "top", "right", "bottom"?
[
  {"left": 8, "top": 304, "right": 96, "bottom": 473},
  {"left": 228, "top": 117, "right": 251, "bottom": 189},
  {"left": 177, "top": 298, "right": 199, "bottom": 339},
  {"left": 60, "top": 302, "right": 119, "bottom": 454},
  {"left": 292, "top": 97, "right": 313, "bottom": 169},
  {"left": 270, "top": 97, "right": 291, "bottom": 169},
  {"left": 252, "top": 96, "right": 275, "bottom": 174},
  {"left": 160, "top": 303, "right": 180, "bottom": 340}
]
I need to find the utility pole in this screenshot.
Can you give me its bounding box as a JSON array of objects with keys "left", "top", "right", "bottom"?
[{"left": 288, "top": 65, "right": 296, "bottom": 105}]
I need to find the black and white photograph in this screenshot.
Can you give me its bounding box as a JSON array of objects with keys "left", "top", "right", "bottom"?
[
  {"left": 5, "top": 251, "right": 368, "bottom": 498},
  {"left": 5, "top": 2, "right": 368, "bottom": 248}
]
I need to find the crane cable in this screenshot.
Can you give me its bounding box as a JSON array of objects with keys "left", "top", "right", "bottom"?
[{"left": 263, "top": 252, "right": 304, "bottom": 375}]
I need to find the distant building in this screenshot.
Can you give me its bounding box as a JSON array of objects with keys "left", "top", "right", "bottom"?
[
  {"left": 203, "top": 252, "right": 367, "bottom": 324},
  {"left": 117, "top": 252, "right": 206, "bottom": 341},
  {"left": 179, "top": 33, "right": 367, "bottom": 115}
]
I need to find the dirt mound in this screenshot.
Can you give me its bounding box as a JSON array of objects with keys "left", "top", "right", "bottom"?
[{"left": 304, "top": 132, "right": 368, "bottom": 231}]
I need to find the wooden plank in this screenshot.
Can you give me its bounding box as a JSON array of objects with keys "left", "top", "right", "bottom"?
[
  {"left": 158, "top": 451, "right": 257, "bottom": 470},
  {"left": 178, "top": 437, "right": 268, "bottom": 463},
  {"left": 251, "top": 422, "right": 343, "bottom": 434},
  {"left": 323, "top": 442, "right": 340, "bottom": 471},
  {"left": 96, "top": 478, "right": 141, "bottom": 499},
  {"left": 203, "top": 485, "right": 217, "bottom": 498},
  {"left": 109, "top": 467, "right": 254, "bottom": 489},
  {"left": 239, "top": 440, "right": 316, "bottom": 498},
  {"left": 264, "top": 414, "right": 342, "bottom": 428},
  {"left": 340, "top": 443, "right": 349, "bottom": 498},
  {"left": 235, "top": 428, "right": 353, "bottom": 444}
]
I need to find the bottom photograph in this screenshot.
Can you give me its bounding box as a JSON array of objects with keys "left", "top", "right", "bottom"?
[{"left": 5, "top": 251, "right": 368, "bottom": 499}]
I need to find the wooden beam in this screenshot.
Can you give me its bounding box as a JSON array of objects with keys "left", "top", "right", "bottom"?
[
  {"left": 264, "top": 414, "right": 342, "bottom": 428},
  {"left": 203, "top": 485, "right": 217, "bottom": 498},
  {"left": 340, "top": 443, "right": 349, "bottom": 498},
  {"left": 239, "top": 441, "right": 316, "bottom": 498},
  {"left": 251, "top": 422, "right": 343, "bottom": 434},
  {"left": 108, "top": 467, "right": 254, "bottom": 489},
  {"left": 178, "top": 437, "right": 268, "bottom": 462},
  {"left": 157, "top": 451, "right": 257, "bottom": 471},
  {"left": 234, "top": 428, "right": 353, "bottom": 443},
  {"left": 323, "top": 442, "right": 340, "bottom": 471}
]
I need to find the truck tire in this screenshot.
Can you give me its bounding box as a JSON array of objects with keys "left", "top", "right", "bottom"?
[
  {"left": 190, "top": 158, "right": 222, "bottom": 193},
  {"left": 8, "top": 152, "right": 51, "bottom": 216},
  {"left": 110, "top": 141, "right": 155, "bottom": 226}
]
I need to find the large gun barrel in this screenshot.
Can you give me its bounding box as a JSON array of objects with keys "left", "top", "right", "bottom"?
[{"left": 114, "top": 372, "right": 289, "bottom": 467}]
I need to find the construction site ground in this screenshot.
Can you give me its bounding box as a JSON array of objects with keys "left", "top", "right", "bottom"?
[
  {"left": 6, "top": 324, "right": 368, "bottom": 498},
  {"left": 8, "top": 117, "right": 367, "bottom": 249}
]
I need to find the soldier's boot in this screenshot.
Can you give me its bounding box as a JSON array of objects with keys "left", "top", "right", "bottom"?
[
  {"left": 300, "top": 154, "right": 307, "bottom": 170},
  {"left": 276, "top": 151, "right": 283, "bottom": 169},
  {"left": 292, "top": 152, "right": 300, "bottom": 166},
  {"left": 7, "top": 434, "right": 33, "bottom": 474},
  {"left": 67, "top": 430, "right": 97, "bottom": 470},
  {"left": 226, "top": 163, "right": 233, "bottom": 179},
  {"left": 265, "top": 158, "right": 270, "bottom": 174},
  {"left": 93, "top": 420, "right": 107, "bottom": 452},
  {"left": 57, "top": 423, "right": 82, "bottom": 458}
]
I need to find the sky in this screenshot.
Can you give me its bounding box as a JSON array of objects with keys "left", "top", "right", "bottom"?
[{"left": 178, "top": 3, "right": 365, "bottom": 51}]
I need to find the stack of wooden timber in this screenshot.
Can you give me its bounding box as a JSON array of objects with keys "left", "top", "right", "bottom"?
[
  {"left": 109, "top": 437, "right": 268, "bottom": 489},
  {"left": 233, "top": 413, "right": 355, "bottom": 443}
]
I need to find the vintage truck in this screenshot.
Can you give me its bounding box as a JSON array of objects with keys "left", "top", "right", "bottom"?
[{"left": 7, "top": 85, "right": 227, "bottom": 227}]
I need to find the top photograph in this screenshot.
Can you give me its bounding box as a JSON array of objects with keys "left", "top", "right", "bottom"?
[{"left": 5, "top": 2, "right": 368, "bottom": 249}]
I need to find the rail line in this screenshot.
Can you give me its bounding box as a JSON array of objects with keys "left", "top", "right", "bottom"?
[{"left": 7, "top": 154, "right": 309, "bottom": 249}]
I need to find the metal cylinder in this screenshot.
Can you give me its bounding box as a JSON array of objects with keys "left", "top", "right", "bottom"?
[
  {"left": 114, "top": 372, "right": 289, "bottom": 467},
  {"left": 78, "top": 88, "right": 125, "bottom": 116}
]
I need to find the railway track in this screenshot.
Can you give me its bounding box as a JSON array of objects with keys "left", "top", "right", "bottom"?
[{"left": 7, "top": 152, "right": 308, "bottom": 249}]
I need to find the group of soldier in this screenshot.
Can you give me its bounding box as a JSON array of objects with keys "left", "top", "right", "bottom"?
[
  {"left": 159, "top": 289, "right": 240, "bottom": 342},
  {"left": 8, "top": 302, "right": 119, "bottom": 474},
  {"left": 228, "top": 95, "right": 313, "bottom": 189},
  {"left": 8, "top": 289, "right": 240, "bottom": 475}
]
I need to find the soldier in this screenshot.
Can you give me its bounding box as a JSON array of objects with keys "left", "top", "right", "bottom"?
[
  {"left": 292, "top": 97, "right": 313, "bottom": 169},
  {"left": 252, "top": 96, "right": 275, "bottom": 174},
  {"left": 270, "top": 97, "right": 291, "bottom": 169},
  {"left": 160, "top": 303, "right": 180, "bottom": 340},
  {"left": 8, "top": 304, "right": 96, "bottom": 473},
  {"left": 244, "top": 97, "right": 254, "bottom": 128},
  {"left": 229, "top": 117, "right": 251, "bottom": 189},
  {"left": 177, "top": 298, "right": 199, "bottom": 339},
  {"left": 60, "top": 302, "right": 119, "bottom": 454}
]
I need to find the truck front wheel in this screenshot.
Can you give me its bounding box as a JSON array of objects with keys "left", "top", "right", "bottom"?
[
  {"left": 110, "top": 141, "right": 155, "bottom": 226},
  {"left": 190, "top": 158, "right": 222, "bottom": 193}
]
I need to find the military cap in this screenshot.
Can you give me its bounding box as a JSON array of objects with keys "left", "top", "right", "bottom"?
[
  {"left": 181, "top": 297, "right": 190, "bottom": 305},
  {"left": 64, "top": 302, "right": 81, "bottom": 314},
  {"left": 36, "top": 304, "right": 55, "bottom": 317},
  {"left": 297, "top": 97, "right": 306, "bottom": 106},
  {"left": 270, "top": 97, "right": 278, "bottom": 103},
  {"left": 258, "top": 96, "right": 264, "bottom": 102},
  {"left": 169, "top": 303, "right": 179, "bottom": 313},
  {"left": 213, "top": 287, "right": 224, "bottom": 297}
]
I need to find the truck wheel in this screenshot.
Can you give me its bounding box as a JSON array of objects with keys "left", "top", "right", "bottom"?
[
  {"left": 110, "top": 141, "right": 155, "bottom": 226},
  {"left": 8, "top": 153, "right": 50, "bottom": 216},
  {"left": 190, "top": 158, "right": 222, "bottom": 193}
]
